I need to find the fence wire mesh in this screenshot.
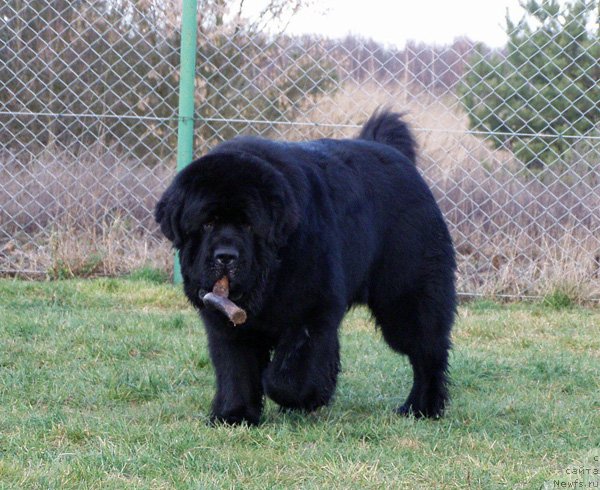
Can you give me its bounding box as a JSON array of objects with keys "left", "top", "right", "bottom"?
[{"left": 1, "top": 1, "right": 599, "bottom": 300}]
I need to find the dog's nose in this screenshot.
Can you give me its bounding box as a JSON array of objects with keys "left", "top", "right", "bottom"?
[{"left": 214, "top": 247, "right": 239, "bottom": 266}]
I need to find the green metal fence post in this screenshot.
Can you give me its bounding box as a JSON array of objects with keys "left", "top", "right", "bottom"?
[{"left": 174, "top": 0, "right": 198, "bottom": 284}]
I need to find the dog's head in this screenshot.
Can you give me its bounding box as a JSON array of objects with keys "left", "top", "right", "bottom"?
[{"left": 155, "top": 151, "right": 300, "bottom": 315}]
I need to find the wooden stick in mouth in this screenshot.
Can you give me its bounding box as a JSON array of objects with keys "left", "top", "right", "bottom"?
[{"left": 201, "top": 276, "right": 247, "bottom": 325}]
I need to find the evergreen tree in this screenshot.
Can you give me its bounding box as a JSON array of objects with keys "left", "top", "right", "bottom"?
[{"left": 462, "top": 0, "right": 599, "bottom": 169}]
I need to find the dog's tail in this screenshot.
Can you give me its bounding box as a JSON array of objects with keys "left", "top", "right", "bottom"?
[{"left": 357, "top": 109, "right": 417, "bottom": 164}]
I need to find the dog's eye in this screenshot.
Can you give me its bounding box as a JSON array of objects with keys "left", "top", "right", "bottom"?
[{"left": 203, "top": 221, "right": 214, "bottom": 231}]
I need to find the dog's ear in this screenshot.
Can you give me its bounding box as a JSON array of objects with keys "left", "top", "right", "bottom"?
[{"left": 155, "top": 183, "right": 184, "bottom": 248}]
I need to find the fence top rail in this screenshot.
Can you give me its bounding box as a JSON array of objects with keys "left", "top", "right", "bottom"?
[{"left": 3, "top": 111, "right": 598, "bottom": 141}]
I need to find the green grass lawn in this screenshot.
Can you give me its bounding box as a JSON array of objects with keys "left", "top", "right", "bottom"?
[{"left": 1, "top": 275, "right": 599, "bottom": 489}]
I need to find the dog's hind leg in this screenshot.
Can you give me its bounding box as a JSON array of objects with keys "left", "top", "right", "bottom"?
[{"left": 369, "top": 278, "right": 455, "bottom": 418}]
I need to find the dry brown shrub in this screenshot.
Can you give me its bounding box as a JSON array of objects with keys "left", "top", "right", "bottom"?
[{"left": 0, "top": 144, "right": 173, "bottom": 278}]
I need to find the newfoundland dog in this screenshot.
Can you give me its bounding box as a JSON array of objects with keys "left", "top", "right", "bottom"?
[{"left": 155, "top": 110, "right": 456, "bottom": 425}]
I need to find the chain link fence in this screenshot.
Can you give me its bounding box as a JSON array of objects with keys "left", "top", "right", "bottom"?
[{"left": 1, "top": 1, "right": 599, "bottom": 300}]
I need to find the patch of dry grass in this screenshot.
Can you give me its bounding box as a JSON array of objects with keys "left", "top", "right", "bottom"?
[
  {"left": 1, "top": 83, "right": 598, "bottom": 301},
  {"left": 0, "top": 144, "right": 172, "bottom": 277}
]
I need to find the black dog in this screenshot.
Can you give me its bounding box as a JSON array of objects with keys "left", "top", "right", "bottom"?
[{"left": 155, "top": 110, "right": 456, "bottom": 425}]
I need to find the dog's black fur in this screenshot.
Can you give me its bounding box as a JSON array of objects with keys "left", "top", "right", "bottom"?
[{"left": 155, "top": 110, "right": 456, "bottom": 425}]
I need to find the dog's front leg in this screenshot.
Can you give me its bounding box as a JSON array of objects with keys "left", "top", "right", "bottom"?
[
  {"left": 263, "top": 321, "right": 341, "bottom": 412},
  {"left": 206, "top": 327, "right": 270, "bottom": 425}
]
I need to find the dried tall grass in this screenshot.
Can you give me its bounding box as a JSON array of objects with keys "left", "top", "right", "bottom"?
[
  {"left": 1, "top": 83, "right": 598, "bottom": 301},
  {"left": 0, "top": 144, "right": 172, "bottom": 277}
]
